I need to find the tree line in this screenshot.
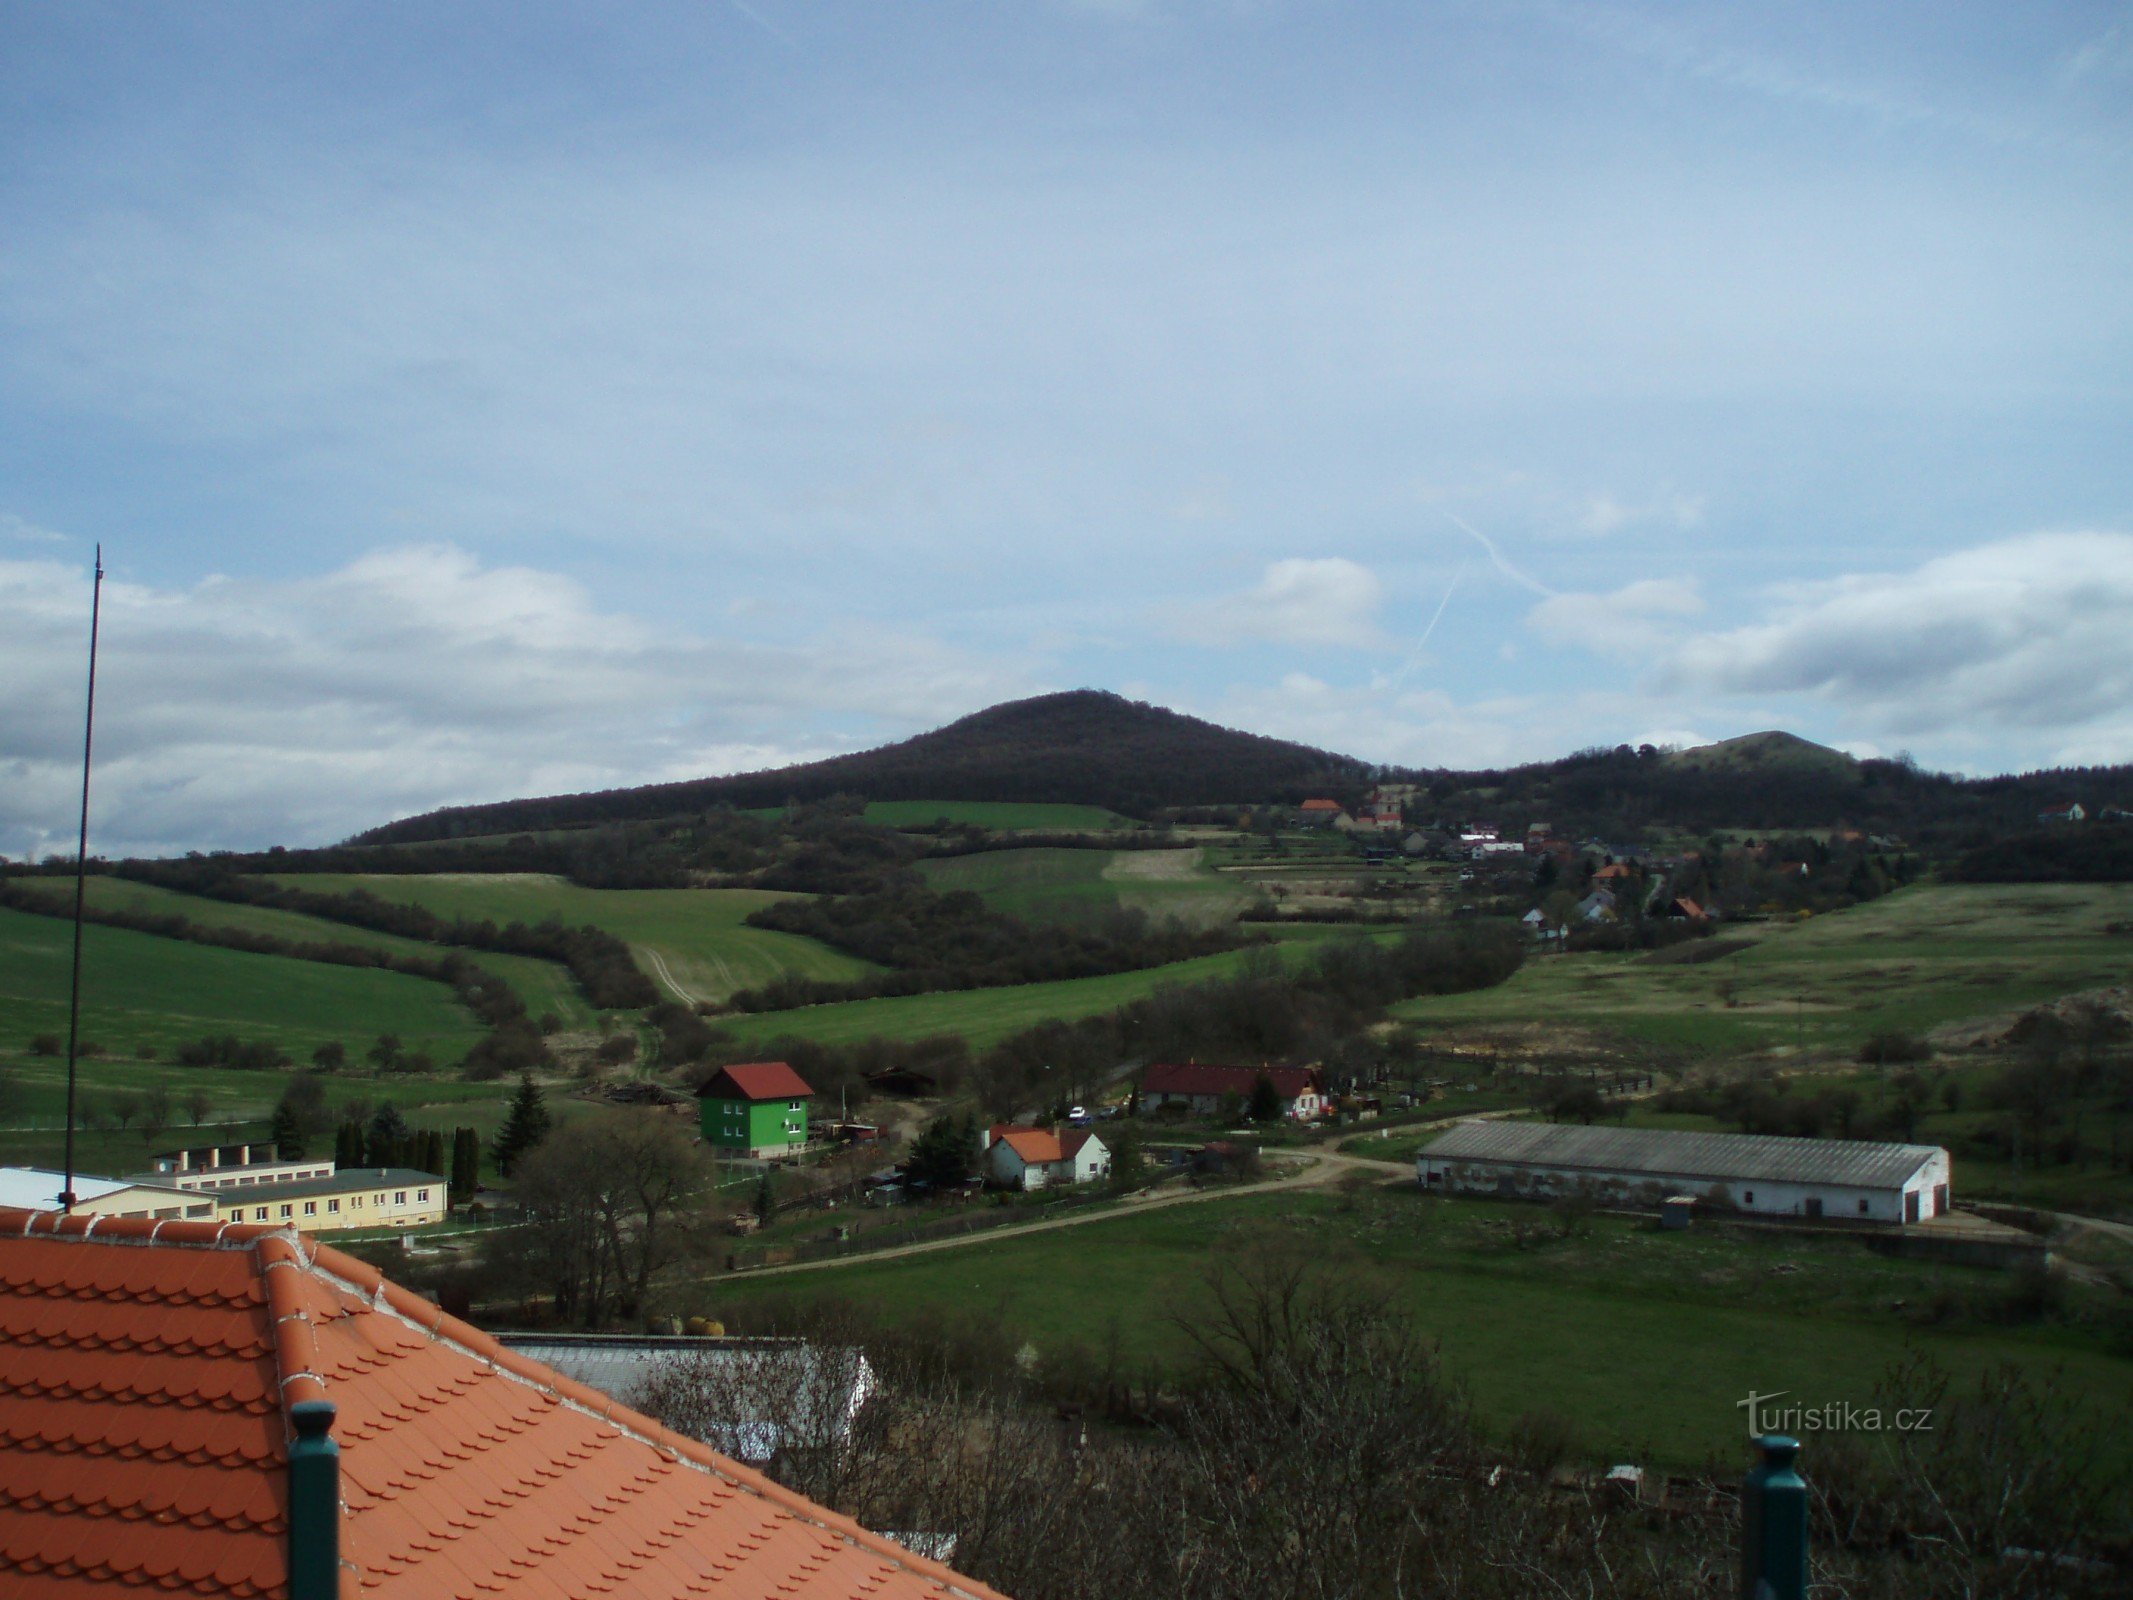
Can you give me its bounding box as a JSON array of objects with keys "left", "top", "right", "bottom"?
[{"left": 730, "top": 888, "right": 1250, "bottom": 1010}]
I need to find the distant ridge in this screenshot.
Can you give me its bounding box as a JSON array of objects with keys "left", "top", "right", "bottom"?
[
  {"left": 353, "top": 690, "right": 1371, "bottom": 844},
  {"left": 1662, "top": 731, "right": 1860, "bottom": 778}
]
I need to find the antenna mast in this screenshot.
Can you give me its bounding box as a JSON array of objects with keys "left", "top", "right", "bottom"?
[{"left": 60, "top": 545, "right": 104, "bottom": 1213}]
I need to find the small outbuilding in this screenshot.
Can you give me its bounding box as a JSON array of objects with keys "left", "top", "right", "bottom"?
[{"left": 1416, "top": 1122, "right": 1951, "bottom": 1224}]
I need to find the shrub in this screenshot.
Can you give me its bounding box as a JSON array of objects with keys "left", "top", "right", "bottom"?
[{"left": 1858, "top": 1030, "right": 1930, "bottom": 1065}]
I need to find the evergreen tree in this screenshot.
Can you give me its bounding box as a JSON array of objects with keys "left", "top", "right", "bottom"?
[
  {"left": 903, "top": 1113, "right": 976, "bottom": 1189},
  {"left": 449, "top": 1126, "right": 480, "bottom": 1198},
  {"left": 268, "top": 1101, "right": 305, "bottom": 1161},
  {"left": 754, "top": 1172, "right": 776, "bottom": 1224},
  {"left": 366, "top": 1102, "right": 410, "bottom": 1167},
  {"left": 491, "top": 1074, "right": 552, "bottom": 1178},
  {"left": 333, "top": 1120, "right": 363, "bottom": 1169},
  {"left": 1247, "top": 1072, "right": 1284, "bottom": 1123}
]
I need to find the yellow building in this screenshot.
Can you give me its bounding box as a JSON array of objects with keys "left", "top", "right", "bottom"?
[
  {"left": 0, "top": 1167, "right": 214, "bottom": 1221},
  {"left": 211, "top": 1166, "right": 448, "bottom": 1233}
]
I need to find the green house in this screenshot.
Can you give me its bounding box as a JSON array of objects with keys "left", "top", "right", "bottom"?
[{"left": 696, "top": 1061, "right": 815, "bottom": 1157}]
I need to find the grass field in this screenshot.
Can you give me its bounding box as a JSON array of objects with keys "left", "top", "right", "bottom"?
[
  {"left": 7, "top": 876, "right": 593, "bottom": 1028},
  {"left": 264, "top": 874, "right": 876, "bottom": 1005},
  {"left": 917, "top": 846, "right": 1256, "bottom": 929},
  {"left": 0, "top": 905, "right": 486, "bottom": 1070},
  {"left": 701, "top": 1186, "right": 2133, "bottom": 1471},
  {"left": 1391, "top": 883, "right": 2133, "bottom": 1057},
  {"left": 715, "top": 925, "right": 1375, "bottom": 1050}
]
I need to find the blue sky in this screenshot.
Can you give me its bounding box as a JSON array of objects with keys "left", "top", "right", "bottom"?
[{"left": 3, "top": 1, "right": 2130, "bottom": 855}]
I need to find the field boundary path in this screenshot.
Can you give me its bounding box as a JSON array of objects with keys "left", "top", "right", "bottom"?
[
  {"left": 730, "top": 1152, "right": 1351, "bottom": 1279},
  {"left": 641, "top": 946, "right": 700, "bottom": 1005}
]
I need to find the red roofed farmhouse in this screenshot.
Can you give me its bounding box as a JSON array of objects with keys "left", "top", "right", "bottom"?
[
  {"left": 1141, "top": 1062, "right": 1326, "bottom": 1120},
  {"left": 981, "top": 1127, "right": 1110, "bottom": 1191},
  {"left": 0, "top": 1207, "right": 1006, "bottom": 1600}
]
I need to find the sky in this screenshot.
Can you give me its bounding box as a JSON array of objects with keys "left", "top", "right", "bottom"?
[{"left": 3, "top": 1, "right": 2131, "bottom": 857}]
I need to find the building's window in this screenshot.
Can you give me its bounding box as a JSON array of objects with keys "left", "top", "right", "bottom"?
[
  {"left": 328, "top": 1199, "right": 340, "bottom": 1213},
  {"left": 417, "top": 1189, "right": 429, "bottom": 1202},
  {"left": 280, "top": 1205, "right": 293, "bottom": 1219},
  {"left": 304, "top": 1202, "right": 317, "bottom": 1216},
  {"left": 1743, "top": 1192, "right": 1755, "bottom": 1205},
  {"left": 395, "top": 1191, "right": 407, "bottom": 1205},
  {"left": 254, "top": 1207, "right": 268, "bottom": 1221},
  {"left": 351, "top": 1196, "right": 362, "bottom": 1208},
  {"left": 1858, "top": 1198, "right": 1870, "bottom": 1214}
]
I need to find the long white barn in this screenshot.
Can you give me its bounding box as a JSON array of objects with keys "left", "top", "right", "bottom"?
[{"left": 1417, "top": 1122, "right": 1951, "bottom": 1224}]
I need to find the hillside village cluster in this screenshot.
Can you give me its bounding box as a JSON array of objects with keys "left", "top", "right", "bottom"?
[{"left": 5, "top": 713, "right": 2127, "bottom": 1598}]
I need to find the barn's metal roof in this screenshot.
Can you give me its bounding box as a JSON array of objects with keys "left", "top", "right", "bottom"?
[{"left": 1418, "top": 1121, "right": 1943, "bottom": 1190}]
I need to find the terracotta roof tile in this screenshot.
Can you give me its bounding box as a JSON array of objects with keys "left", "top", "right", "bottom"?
[{"left": 0, "top": 1206, "right": 1009, "bottom": 1600}]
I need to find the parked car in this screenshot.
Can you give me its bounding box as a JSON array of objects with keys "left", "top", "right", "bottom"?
[{"left": 1067, "top": 1105, "right": 1091, "bottom": 1125}]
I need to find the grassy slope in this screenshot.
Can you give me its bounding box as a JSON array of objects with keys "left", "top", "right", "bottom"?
[
  {"left": 0, "top": 905, "right": 485, "bottom": 1068},
  {"left": 918, "top": 846, "right": 1255, "bottom": 929},
  {"left": 704, "top": 1187, "right": 2133, "bottom": 1471},
  {"left": 264, "top": 874, "right": 876, "bottom": 1005},
  {"left": 717, "top": 925, "right": 1368, "bottom": 1050},
  {"left": 7, "top": 876, "right": 593, "bottom": 1028},
  {"left": 1391, "top": 883, "right": 2133, "bottom": 1056}
]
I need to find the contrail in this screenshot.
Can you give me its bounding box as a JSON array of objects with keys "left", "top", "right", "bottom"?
[
  {"left": 728, "top": 0, "right": 796, "bottom": 46},
  {"left": 1390, "top": 560, "right": 1467, "bottom": 689},
  {"left": 1440, "top": 510, "right": 1556, "bottom": 597}
]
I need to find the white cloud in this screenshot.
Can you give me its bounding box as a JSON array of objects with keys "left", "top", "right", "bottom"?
[
  {"left": 1656, "top": 532, "right": 2133, "bottom": 754},
  {"left": 1575, "top": 490, "right": 1706, "bottom": 538},
  {"left": 2, "top": 513, "right": 68, "bottom": 545},
  {"left": 1526, "top": 578, "right": 1704, "bottom": 657},
  {"left": 1176, "top": 558, "right": 1387, "bottom": 650},
  {"left": 0, "top": 546, "right": 1031, "bottom": 858}
]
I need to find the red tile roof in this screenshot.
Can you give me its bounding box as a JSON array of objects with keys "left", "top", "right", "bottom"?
[
  {"left": 696, "top": 1062, "right": 815, "bottom": 1103},
  {"left": 0, "top": 1207, "right": 1004, "bottom": 1600},
  {"left": 1298, "top": 799, "right": 1342, "bottom": 812},
  {"left": 995, "top": 1130, "right": 1065, "bottom": 1165},
  {"left": 1143, "top": 1062, "right": 1321, "bottom": 1102}
]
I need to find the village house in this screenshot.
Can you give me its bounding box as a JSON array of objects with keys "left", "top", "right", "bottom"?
[
  {"left": 1417, "top": 1122, "right": 1952, "bottom": 1224},
  {"left": 1297, "top": 797, "right": 1346, "bottom": 826},
  {"left": 1141, "top": 1061, "right": 1327, "bottom": 1120},
  {"left": 697, "top": 1060, "right": 815, "bottom": 1157},
  {"left": 982, "top": 1124, "right": 1111, "bottom": 1190},
  {"left": 0, "top": 1206, "right": 1003, "bottom": 1599}
]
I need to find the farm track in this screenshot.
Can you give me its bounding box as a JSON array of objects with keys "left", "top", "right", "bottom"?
[
  {"left": 641, "top": 947, "right": 700, "bottom": 1005},
  {"left": 727, "top": 1110, "right": 1539, "bottom": 1280}
]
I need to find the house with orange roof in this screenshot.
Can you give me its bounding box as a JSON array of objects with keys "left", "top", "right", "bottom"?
[
  {"left": 1296, "top": 798, "right": 1346, "bottom": 826},
  {"left": 981, "top": 1126, "right": 1110, "bottom": 1191},
  {"left": 697, "top": 1061, "right": 815, "bottom": 1158},
  {"left": 0, "top": 1206, "right": 1008, "bottom": 1600}
]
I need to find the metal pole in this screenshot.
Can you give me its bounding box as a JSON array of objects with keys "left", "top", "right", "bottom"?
[{"left": 60, "top": 545, "right": 104, "bottom": 1213}]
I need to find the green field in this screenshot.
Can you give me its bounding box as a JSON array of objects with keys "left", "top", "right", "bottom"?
[
  {"left": 702, "top": 1186, "right": 2133, "bottom": 1471},
  {"left": 264, "top": 874, "right": 876, "bottom": 1005},
  {"left": 715, "top": 925, "right": 1372, "bottom": 1049},
  {"left": 0, "top": 905, "right": 486, "bottom": 1069},
  {"left": 7, "top": 876, "right": 593, "bottom": 1029},
  {"left": 1392, "top": 883, "right": 2133, "bottom": 1057},
  {"left": 917, "top": 846, "right": 1256, "bottom": 929}
]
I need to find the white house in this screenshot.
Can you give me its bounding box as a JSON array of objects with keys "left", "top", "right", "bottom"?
[
  {"left": 984, "top": 1126, "right": 1110, "bottom": 1191},
  {"left": 1416, "top": 1122, "right": 1951, "bottom": 1224}
]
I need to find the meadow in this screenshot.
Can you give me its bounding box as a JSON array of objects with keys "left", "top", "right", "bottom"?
[
  {"left": 7, "top": 875, "right": 593, "bottom": 1028},
  {"left": 714, "top": 923, "right": 1374, "bottom": 1050},
  {"left": 701, "top": 1185, "right": 2133, "bottom": 1471},
  {"left": 264, "top": 874, "right": 876, "bottom": 1005},
  {"left": 0, "top": 905, "right": 485, "bottom": 1070},
  {"left": 917, "top": 846, "right": 1257, "bottom": 929},
  {"left": 1391, "top": 883, "right": 2133, "bottom": 1057}
]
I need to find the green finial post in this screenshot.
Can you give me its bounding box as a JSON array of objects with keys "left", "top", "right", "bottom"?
[
  {"left": 288, "top": 1399, "right": 341, "bottom": 1600},
  {"left": 1740, "top": 1433, "right": 1808, "bottom": 1600}
]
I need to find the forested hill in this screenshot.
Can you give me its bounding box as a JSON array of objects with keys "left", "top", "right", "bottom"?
[{"left": 352, "top": 691, "right": 1372, "bottom": 843}]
